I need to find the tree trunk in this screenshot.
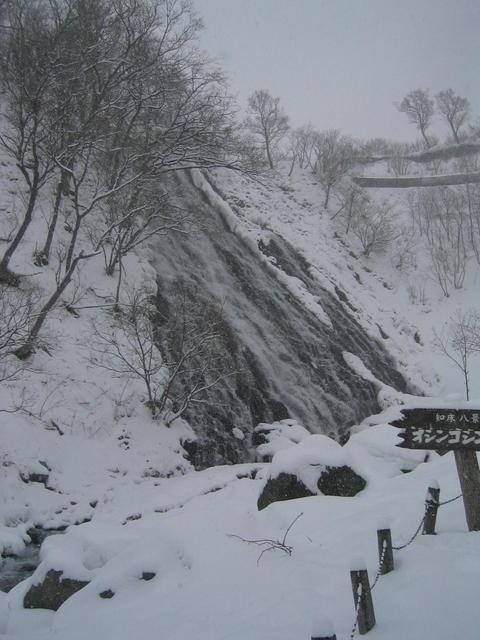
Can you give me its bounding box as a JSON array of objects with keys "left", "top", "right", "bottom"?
[
  {"left": 420, "top": 126, "right": 430, "bottom": 148},
  {"left": 36, "top": 180, "right": 63, "bottom": 265},
  {"left": 39, "top": 166, "right": 72, "bottom": 264},
  {"left": 0, "top": 173, "right": 40, "bottom": 280},
  {"left": 323, "top": 184, "right": 331, "bottom": 210},
  {"left": 288, "top": 154, "right": 296, "bottom": 177},
  {"left": 265, "top": 138, "right": 274, "bottom": 170},
  {"left": 15, "top": 253, "right": 89, "bottom": 359},
  {"left": 449, "top": 119, "right": 460, "bottom": 144}
]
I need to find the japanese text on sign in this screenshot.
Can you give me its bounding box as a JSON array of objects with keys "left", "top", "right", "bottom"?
[
  {"left": 434, "top": 411, "right": 480, "bottom": 425},
  {"left": 411, "top": 426, "right": 480, "bottom": 446}
]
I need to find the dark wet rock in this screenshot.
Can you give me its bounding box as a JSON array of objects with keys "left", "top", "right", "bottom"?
[
  {"left": 251, "top": 428, "right": 270, "bottom": 447},
  {"left": 257, "top": 472, "right": 315, "bottom": 511},
  {"left": 24, "top": 569, "right": 89, "bottom": 610},
  {"left": 26, "top": 528, "right": 48, "bottom": 546},
  {"left": 99, "top": 589, "right": 115, "bottom": 599},
  {"left": 20, "top": 472, "right": 49, "bottom": 486},
  {"left": 181, "top": 439, "right": 198, "bottom": 463},
  {"left": 26, "top": 526, "right": 65, "bottom": 545},
  {"left": 141, "top": 572, "right": 156, "bottom": 581},
  {"left": 316, "top": 465, "right": 366, "bottom": 497},
  {"left": 125, "top": 513, "right": 142, "bottom": 522},
  {"left": 257, "top": 466, "right": 366, "bottom": 510}
]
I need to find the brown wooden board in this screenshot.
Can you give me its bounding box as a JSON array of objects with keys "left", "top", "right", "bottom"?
[{"left": 392, "top": 408, "right": 480, "bottom": 451}]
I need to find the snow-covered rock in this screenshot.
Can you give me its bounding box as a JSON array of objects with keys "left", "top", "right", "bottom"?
[{"left": 257, "top": 435, "right": 366, "bottom": 510}]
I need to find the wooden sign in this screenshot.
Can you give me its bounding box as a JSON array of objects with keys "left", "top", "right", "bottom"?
[
  {"left": 391, "top": 408, "right": 480, "bottom": 451},
  {"left": 390, "top": 407, "right": 480, "bottom": 531}
]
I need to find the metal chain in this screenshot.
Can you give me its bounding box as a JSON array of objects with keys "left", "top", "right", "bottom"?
[
  {"left": 391, "top": 491, "right": 462, "bottom": 551},
  {"left": 370, "top": 539, "right": 387, "bottom": 591},
  {"left": 438, "top": 493, "right": 463, "bottom": 506},
  {"left": 349, "top": 583, "right": 363, "bottom": 640},
  {"left": 392, "top": 513, "right": 426, "bottom": 551},
  {"left": 349, "top": 492, "right": 463, "bottom": 637},
  {"left": 349, "top": 541, "right": 387, "bottom": 638}
]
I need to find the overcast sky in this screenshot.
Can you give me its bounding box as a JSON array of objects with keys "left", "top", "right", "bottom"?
[{"left": 194, "top": 0, "right": 480, "bottom": 142}]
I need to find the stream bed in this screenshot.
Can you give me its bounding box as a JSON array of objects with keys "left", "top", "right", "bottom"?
[
  {"left": 0, "top": 529, "right": 63, "bottom": 593},
  {"left": 0, "top": 545, "right": 40, "bottom": 593}
]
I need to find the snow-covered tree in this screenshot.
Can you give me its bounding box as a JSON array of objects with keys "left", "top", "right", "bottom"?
[
  {"left": 435, "top": 89, "right": 470, "bottom": 143},
  {"left": 0, "top": 0, "right": 240, "bottom": 356},
  {"left": 244, "top": 89, "right": 289, "bottom": 170},
  {"left": 313, "top": 130, "right": 357, "bottom": 210},
  {"left": 435, "top": 310, "right": 480, "bottom": 400},
  {"left": 397, "top": 89, "right": 434, "bottom": 148}
]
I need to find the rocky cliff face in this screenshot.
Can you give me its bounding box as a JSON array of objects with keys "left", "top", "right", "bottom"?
[{"left": 150, "top": 171, "right": 409, "bottom": 467}]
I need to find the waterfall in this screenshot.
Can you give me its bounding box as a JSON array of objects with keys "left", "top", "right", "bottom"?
[{"left": 149, "top": 171, "right": 409, "bottom": 467}]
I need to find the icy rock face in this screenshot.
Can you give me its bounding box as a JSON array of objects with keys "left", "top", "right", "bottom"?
[
  {"left": 150, "top": 172, "right": 409, "bottom": 467},
  {"left": 253, "top": 419, "right": 311, "bottom": 462}
]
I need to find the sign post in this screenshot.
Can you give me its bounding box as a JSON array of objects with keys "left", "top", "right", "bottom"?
[{"left": 391, "top": 408, "right": 480, "bottom": 532}]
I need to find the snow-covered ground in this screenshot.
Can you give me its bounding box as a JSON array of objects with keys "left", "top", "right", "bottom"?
[
  {"left": 1, "top": 152, "right": 480, "bottom": 638},
  {"left": 1, "top": 420, "right": 479, "bottom": 640}
]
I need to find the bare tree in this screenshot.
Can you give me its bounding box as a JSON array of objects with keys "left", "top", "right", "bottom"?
[
  {"left": 2, "top": 0, "right": 243, "bottom": 357},
  {"left": 360, "top": 137, "right": 391, "bottom": 159},
  {"left": 434, "top": 310, "right": 480, "bottom": 400},
  {"left": 397, "top": 89, "right": 434, "bottom": 148},
  {"left": 288, "top": 125, "right": 318, "bottom": 173},
  {"left": 91, "top": 290, "right": 165, "bottom": 417},
  {"left": 435, "top": 89, "right": 470, "bottom": 144},
  {"left": 15, "top": 249, "right": 98, "bottom": 359},
  {"left": 153, "top": 285, "right": 236, "bottom": 425},
  {"left": 331, "top": 181, "right": 370, "bottom": 235},
  {"left": 391, "top": 225, "right": 418, "bottom": 272},
  {"left": 244, "top": 89, "right": 289, "bottom": 170},
  {"left": 387, "top": 143, "right": 411, "bottom": 176},
  {"left": 0, "top": 283, "right": 35, "bottom": 378},
  {"left": 92, "top": 286, "right": 234, "bottom": 424},
  {"left": 454, "top": 156, "right": 480, "bottom": 265},
  {"left": 0, "top": 0, "right": 68, "bottom": 282},
  {"left": 313, "top": 130, "right": 357, "bottom": 210},
  {"left": 92, "top": 186, "right": 189, "bottom": 304},
  {"left": 408, "top": 186, "right": 471, "bottom": 296},
  {"left": 351, "top": 200, "right": 397, "bottom": 257},
  {"left": 234, "top": 130, "right": 268, "bottom": 173}
]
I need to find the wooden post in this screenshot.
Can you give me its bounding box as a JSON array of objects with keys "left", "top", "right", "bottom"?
[
  {"left": 350, "top": 568, "right": 376, "bottom": 634},
  {"left": 376, "top": 529, "right": 394, "bottom": 574},
  {"left": 454, "top": 450, "right": 480, "bottom": 531},
  {"left": 422, "top": 483, "right": 440, "bottom": 535}
]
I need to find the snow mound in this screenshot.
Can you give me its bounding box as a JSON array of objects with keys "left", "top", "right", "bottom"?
[
  {"left": 254, "top": 419, "right": 310, "bottom": 460},
  {"left": 269, "top": 434, "right": 358, "bottom": 494}
]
